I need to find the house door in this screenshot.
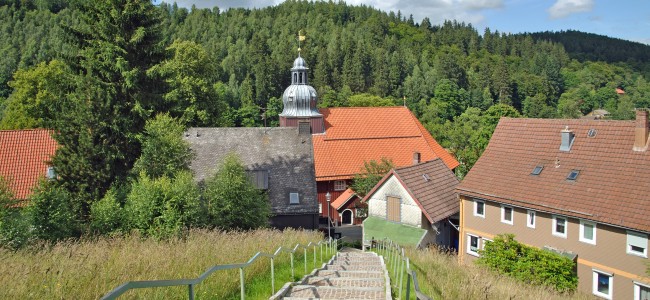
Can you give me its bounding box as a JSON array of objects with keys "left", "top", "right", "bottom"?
[{"left": 341, "top": 209, "right": 353, "bottom": 225}]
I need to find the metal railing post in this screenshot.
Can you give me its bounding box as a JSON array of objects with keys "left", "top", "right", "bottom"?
[
  {"left": 290, "top": 252, "right": 295, "bottom": 279},
  {"left": 188, "top": 284, "right": 194, "bottom": 300},
  {"left": 406, "top": 271, "right": 412, "bottom": 300},
  {"left": 239, "top": 267, "right": 245, "bottom": 300},
  {"left": 270, "top": 257, "right": 275, "bottom": 294},
  {"left": 320, "top": 243, "right": 323, "bottom": 264},
  {"left": 304, "top": 247, "right": 307, "bottom": 274},
  {"left": 399, "top": 248, "right": 405, "bottom": 299},
  {"left": 313, "top": 245, "right": 316, "bottom": 269}
]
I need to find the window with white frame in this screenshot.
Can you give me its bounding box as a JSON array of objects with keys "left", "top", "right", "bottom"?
[
  {"left": 579, "top": 220, "right": 596, "bottom": 245},
  {"left": 467, "top": 234, "right": 480, "bottom": 256},
  {"left": 627, "top": 231, "right": 648, "bottom": 258},
  {"left": 592, "top": 270, "right": 613, "bottom": 299},
  {"left": 527, "top": 210, "right": 536, "bottom": 228},
  {"left": 289, "top": 192, "right": 299, "bottom": 204},
  {"left": 553, "top": 215, "right": 567, "bottom": 238},
  {"left": 635, "top": 282, "right": 650, "bottom": 300},
  {"left": 319, "top": 203, "right": 322, "bottom": 214},
  {"left": 474, "top": 200, "right": 485, "bottom": 218},
  {"left": 333, "top": 180, "right": 347, "bottom": 191},
  {"left": 501, "top": 205, "right": 513, "bottom": 225}
]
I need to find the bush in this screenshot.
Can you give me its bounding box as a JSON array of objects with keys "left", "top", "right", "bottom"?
[
  {"left": 27, "top": 180, "right": 81, "bottom": 242},
  {"left": 204, "top": 153, "right": 270, "bottom": 230},
  {"left": 90, "top": 189, "right": 124, "bottom": 235},
  {"left": 0, "top": 177, "right": 32, "bottom": 249},
  {"left": 124, "top": 171, "right": 202, "bottom": 238},
  {"left": 478, "top": 234, "right": 577, "bottom": 292}
]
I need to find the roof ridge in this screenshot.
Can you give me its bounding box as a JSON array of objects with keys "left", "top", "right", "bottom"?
[{"left": 323, "top": 135, "right": 421, "bottom": 141}]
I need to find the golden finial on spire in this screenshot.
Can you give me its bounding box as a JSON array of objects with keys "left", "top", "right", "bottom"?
[{"left": 297, "top": 30, "right": 306, "bottom": 53}]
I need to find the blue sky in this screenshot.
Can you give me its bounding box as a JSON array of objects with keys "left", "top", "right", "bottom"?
[{"left": 166, "top": 0, "right": 650, "bottom": 45}]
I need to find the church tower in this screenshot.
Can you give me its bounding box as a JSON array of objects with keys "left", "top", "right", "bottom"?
[{"left": 279, "top": 32, "right": 324, "bottom": 134}]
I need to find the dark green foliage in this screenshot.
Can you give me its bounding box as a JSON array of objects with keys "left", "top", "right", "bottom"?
[
  {"left": 90, "top": 188, "right": 124, "bottom": 235},
  {"left": 131, "top": 113, "right": 194, "bottom": 179},
  {"left": 203, "top": 153, "right": 270, "bottom": 230},
  {"left": 27, "top": 179, "right": 80, "bottom": 242},
  {"left": 0, "top": 176, "right": 32, "bottom": 249},
  {"left": 478, "top": 234, "right": 578, "bottom": 292},
  {"left": 125, "top": 171, "right": 202, "bottom": 238},
  {"left": 351, "top": 157, "right": 394, "bottom": 197}
]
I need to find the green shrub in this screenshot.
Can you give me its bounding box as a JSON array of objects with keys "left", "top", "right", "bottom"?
[
  {"left": 0, "top": 177, "right": 32, "bottom": 249},
  {"left": 204, "top": 153, "right": 270, "bottom": 230},
  {"left": 124, "top": 171, "right": 202, "bottom": 238},
  {"left": 478, "top": 234, "right": 577, "bottom": 292},
  {"left": 90, "top": 189, "right": 124, "bottom": 235},
  {"left": 27, "top": 180, "right": 81, "bottom": 242}
]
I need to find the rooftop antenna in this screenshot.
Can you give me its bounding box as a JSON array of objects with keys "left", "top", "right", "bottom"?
[{"left": 297, "top": 29, "right": 306, "bottom": 54}]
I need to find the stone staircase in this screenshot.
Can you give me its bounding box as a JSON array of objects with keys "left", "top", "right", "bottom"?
[{"left": 271, "top": 248, "right": 391, "bottom": 300}]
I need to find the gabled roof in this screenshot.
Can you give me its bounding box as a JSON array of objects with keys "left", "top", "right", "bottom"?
[
  {"left": 364, "top": 159, "right": 459, "bottom": 224},
  {"left": 0, "top": 129, "right": 57, "bottom": 200},
  {"left": 457, "top": 117, "right": 650, "bottom": 233},
  {"left": 312, "top": 107, "right": 459, "bottom": 181},
  {"left": 331, "top": 188, "right": 357, "bottom": 210},
  {"left": 184, "top": 127, "right": 318, "bottom": 216}
]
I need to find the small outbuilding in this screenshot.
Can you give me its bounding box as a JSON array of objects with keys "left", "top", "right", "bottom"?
[{"left": 362, "top": 159, "right": 459, "bottom": 248}]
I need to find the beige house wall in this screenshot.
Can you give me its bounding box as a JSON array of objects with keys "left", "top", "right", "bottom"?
[
  {"left": 459, "top": 195, "right": 650, "bottom": 299},
  {"left": 367, "top": 176, "right": 423, "bottom": 228}
]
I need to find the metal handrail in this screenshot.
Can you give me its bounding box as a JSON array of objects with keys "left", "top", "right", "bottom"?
[
  {"left": 371, "top": 238, "right": 432, "bottom": 300},
  {"left": 101, "top": 238, "right": 339, "bottom": 300}
]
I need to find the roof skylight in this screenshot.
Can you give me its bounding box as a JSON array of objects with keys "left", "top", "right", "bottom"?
[
  {"left": 531, "top": 165, "right": 543, "bottom": 176},
  {"left": 567, "top": 170, "right": 580, "bottom": 181}
]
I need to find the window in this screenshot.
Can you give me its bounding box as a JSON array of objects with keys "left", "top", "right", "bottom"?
[
  {"left": 501, "top": 206, "right": 513, "bottom": 225},
  {"left": 319, "top": 203, "right": 322, "bottom": 214},
  {"left": 474, "top": 200, "right": 485, "bottom": 218},
  {"left": 592, "top": 270, "right": 613, "bottom": 299},
  {"left": 553, "top": 215, "right": 567, "bottom": 238},
  {"left": 387, "top": 196, "right": 401, "bottom": 222},
  {"left": 531, "top": 165, "right": 543, "bottom": 175},
  {"left": 289, "top": 193, "right": 299, "bottom": 204},
  {"left": 481, "top": 238, "right": 492, "bottom": 250},
  {"left": 627, "top": 231, "right": 648, "bottom": 258},
  {"left": 635, "top": 282, "right": 650, "bottom": 300},
  {"left": 579, "top": 220, "right": 596, "bottom": 245},
  {"left": 527, "top": 210, "right": 536, "bottom": 228},
  {"left": 333, "top": 180, "right": 347, "bottom": 191},
  {"left": 567, "top": 170, "right": 580, "bottom": 181},
  {"left": 467, "top": 234, "right": 480, "bottom": 256}
]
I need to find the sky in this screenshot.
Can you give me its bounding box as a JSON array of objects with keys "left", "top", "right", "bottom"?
[{"left": 164, "top": 0, "right": 650, "bottom": 45}]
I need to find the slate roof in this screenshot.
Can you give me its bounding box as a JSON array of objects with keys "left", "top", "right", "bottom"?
[
  {"left": 364, "top": 159, "right": 460, "bottom": 224},
  {"left": 184, "top": 127, "right": 318, "bottom": 216},
  {"left": 0, "top": 129, "right": 57, "bottom": 200},
  {"left": 312, "top": 107, "right": 459, "bottom": 181},
  {"left": 457, "top": 117, "right": 650, "bottom": 233}
]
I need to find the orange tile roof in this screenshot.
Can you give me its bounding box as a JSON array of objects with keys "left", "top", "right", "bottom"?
[
  {"left": 0, "top": 129, "right": 57, "bottom": 200},
  {"left": 331, "top": 188, "right": 357, "bottom": 210},
  {"left": 457, "top": 117, "right": 650, "bottom": 232},
  {"left": 313, "top": 107, "right": 459, "bottom": 181}
]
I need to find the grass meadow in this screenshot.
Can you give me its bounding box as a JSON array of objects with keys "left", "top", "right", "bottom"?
[
  {"left": 379, "top": 245, "right": 595, "bottom": 300},
  {"left": 0, "top": 228, "right": 329, "bottom": 299}
]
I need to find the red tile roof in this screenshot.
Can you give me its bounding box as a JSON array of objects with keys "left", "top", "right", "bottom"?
[
  {"left": 457, "top": 117, "right": 650, "bottom": 233},
  {"left": 0, "top": 129, "right": 57, "bottom": 200},
  {"left": 363, "top": 159, "right": 459, "bottom": 223},
  {"left": 313, "top": 107, "right": 459, "bottom": 181},
  {"left": 331, "top": 188, "right": 357, "bottom": 210}
]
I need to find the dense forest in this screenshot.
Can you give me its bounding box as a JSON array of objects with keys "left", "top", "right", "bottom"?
[{"left": 0, "top": 0, "right": 649, "bottom": 243}]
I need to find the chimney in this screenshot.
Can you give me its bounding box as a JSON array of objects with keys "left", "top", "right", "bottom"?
[
  {"left": 633, "top": 110, "right": 649, "bottom": 151},
  {"left": 412, "top": 152, "right": 421, "bottom": 165},
  {"left": 560, "top": 126, "right": 575, "bottom": 152}
]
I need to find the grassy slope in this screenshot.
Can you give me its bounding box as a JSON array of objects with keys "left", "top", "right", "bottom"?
[
  {"left": 363, "top": 216, "right": 426, "bottom": 246},
  {"left": 0, "top": 229, "right": 327, "bottom": 299}
]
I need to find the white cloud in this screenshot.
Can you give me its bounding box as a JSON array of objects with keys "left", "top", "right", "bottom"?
[{"left": 547, "top": 0, "right": 594, "bottom": 19}]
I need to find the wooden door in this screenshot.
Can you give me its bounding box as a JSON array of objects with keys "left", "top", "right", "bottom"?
[{"left": 387, "top": 196, "right": 401, "bottom": 222}]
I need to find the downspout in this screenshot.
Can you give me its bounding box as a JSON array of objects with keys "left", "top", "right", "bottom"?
[{"left": 458, "top": 194, "right": 464, "bottom": 265}]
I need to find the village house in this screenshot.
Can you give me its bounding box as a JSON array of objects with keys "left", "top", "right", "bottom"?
[
  {"left": 362, "top": 159, "right": 459, "bottom": 248},
  {"left": 456, "top": 110, "right": 650, "bottom": 299},
  {"left": 0, "top": 129, "right": 57, "bottom": 203}
]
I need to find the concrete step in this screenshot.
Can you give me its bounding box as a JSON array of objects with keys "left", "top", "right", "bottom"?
[
  {"left": 304, "top": 276, "right": 385, "bottom": 288},
  {"left": 284, "top": 285, "right": 385, "bottom": 300},
  {"left": 330, "top": 258, "right": 381, "bottom": 266},
  {"left": 325, "top": 264, "right": 384, "bottom": 272},
  {"left": 315, "top": 269, "right": 384, "bottom": 279}
]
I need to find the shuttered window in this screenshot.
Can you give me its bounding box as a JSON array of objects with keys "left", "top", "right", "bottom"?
[
  {"left": 387, "top": 196, "right": 401, "bottom": 222},
  {"left": 247, "top": 170, "right": 268, "bottom": 190}
]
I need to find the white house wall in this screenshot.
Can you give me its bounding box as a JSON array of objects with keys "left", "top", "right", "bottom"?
[{"left": 368, "top": 175, "right": 423, "bottom": 228}]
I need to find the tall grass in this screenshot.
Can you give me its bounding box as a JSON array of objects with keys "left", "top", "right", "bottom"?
[
  {"left": 0, "top": 228, "right": 325, "bottom": 299},
  {"left": 380, "top": 246, "right": 594, "bottom": 300}
]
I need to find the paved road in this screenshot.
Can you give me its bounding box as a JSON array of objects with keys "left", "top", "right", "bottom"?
[{"left": 335, "top": 225, "right": 362, "bottom": 242}]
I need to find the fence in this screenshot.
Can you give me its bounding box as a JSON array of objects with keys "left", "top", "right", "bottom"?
[
  {"left": 371, "top": 239, "right": 432, "bottom": 300},
  {"left": 101, "top": 238, "right": 339, "bottom": 300}
]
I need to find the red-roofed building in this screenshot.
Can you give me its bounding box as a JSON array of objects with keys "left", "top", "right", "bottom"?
[
  {"left": 456, "top": 111, "right": 650, "bottom": 299},
  {"left": 309, "top": 107, "right": 459, "bottom": 223},
  {"left": 0, "top": 129, "right": 57, "bottom": 202}
]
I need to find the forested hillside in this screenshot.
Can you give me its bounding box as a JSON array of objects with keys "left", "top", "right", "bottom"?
[{"left": 1, "top": 0, "right": 649, "bottom": 183}]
